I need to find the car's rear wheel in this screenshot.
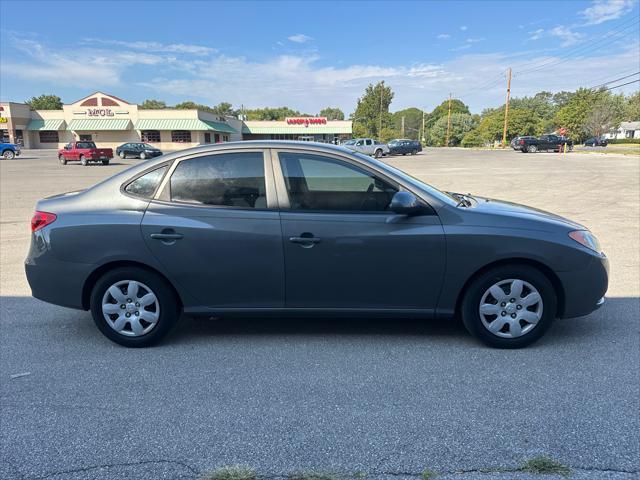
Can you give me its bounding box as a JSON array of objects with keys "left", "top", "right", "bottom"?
[
  {"left": 80, "top": 155, "right": 88, "bottom": 166},
  {"left": 412, "top": 149, "right": 418, "bottom": 155},
  {"left": 460, "top": 264, "right": 556, "bottom": 348},
  {"left": 90, "top": 267, "right": 180, "bottom": 347},
  {"left": 527, "top": 145, "right": 537, "bottom": 153},
  {"left": 58, "top": 154, "right": 67, "bottom": 165},
  {"left": 374, "top": 149, "right": 383, "bottom": 158},
  {"left": 102, "top": 159, "right": 109, "bottom": 165}
]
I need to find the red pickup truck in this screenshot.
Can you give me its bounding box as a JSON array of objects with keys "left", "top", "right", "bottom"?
[{"left": 58, "top": 141, "right": 114, "bottom": 166}]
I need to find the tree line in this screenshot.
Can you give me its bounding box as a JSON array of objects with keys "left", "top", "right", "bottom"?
[{"left": 25, "top": 84, "right": 639, "bottom": 145}]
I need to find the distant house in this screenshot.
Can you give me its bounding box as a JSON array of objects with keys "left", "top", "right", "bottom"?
[{"left": 604, "top": 121, "right": 640, "bottom": 140}]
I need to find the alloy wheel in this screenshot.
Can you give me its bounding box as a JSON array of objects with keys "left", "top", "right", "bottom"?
[
  {"left": 478, "top": 278, "right": 543, "bottom": 338},
  {"left": 101, "top": 280, "right": 160, "bottom": 337}
]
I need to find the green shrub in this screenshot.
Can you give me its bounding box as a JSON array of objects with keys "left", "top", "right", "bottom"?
[
  {"left": 200, "top": 466, "right": 257, "bottom": 480},
  {"left": 461, "top": 129, "right": 486, "bottom": 148},
  {"left": 606, "top": 138, "right": 640, "bottom": 144}
]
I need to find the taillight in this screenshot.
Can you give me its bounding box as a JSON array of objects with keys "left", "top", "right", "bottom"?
[
  {"left": 31, "top": 211, "right": 57, "bottom": 232},
  {"left": 519, "top": 139, "right": 525, "bottom": 145}
]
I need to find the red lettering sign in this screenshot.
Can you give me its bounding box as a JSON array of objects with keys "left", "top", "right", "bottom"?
[
  {"left": 286, "top": 117, "right": 327, "bottom": 127},
  {"left": 87, "top": 108, "right": 114, "bottom": 117}
]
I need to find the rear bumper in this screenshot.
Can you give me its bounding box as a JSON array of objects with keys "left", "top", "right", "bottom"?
[
  {"left": 25, "top": 259, "right": 92, "bottom": 310},
  {"left": 557, "top": 253, "right": 609, "bottom": 318}
]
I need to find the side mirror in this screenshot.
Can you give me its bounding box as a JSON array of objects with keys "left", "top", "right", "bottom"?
[{"left": 390, "top": 191, "right": 427, "bottom": 215}]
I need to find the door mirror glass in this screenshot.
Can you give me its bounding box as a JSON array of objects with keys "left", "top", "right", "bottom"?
[{"left": 390, "top": 191, "right": 426, "bottom": 215}]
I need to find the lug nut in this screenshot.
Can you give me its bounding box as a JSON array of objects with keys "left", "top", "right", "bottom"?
[
  {"left": 135, "top": 302, "right": 140, "bottom": 307},
  {"left": 500, "top": 302, "right": 506, "bottom": 307},
  {"left": 120, "top": 304, "right": 126, "bottom": 309},
  {"left": 135, "top": 311, "right": 139, "bottom": 316},
  {"left": 510, "top": 298, "right": 515, "bottom": 303},
  {"left": 127, "top": 299, "right": 132, "bottom": 303},
  {"left": 125, "top": 312, "right": 131, "bottom": 318},
  {"left": 517, "top": 305, "right": 522, "bottom": 310},
  {"left": 501, "top": 311, "right": 507, "bottom": 316},
  {"left": 511, "top": 313, "right": 517, "bottom": 318}
]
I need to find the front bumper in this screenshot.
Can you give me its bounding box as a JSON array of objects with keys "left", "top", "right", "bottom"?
[{"left": 557, "top": 253, "right": 609, "bottom": 318}]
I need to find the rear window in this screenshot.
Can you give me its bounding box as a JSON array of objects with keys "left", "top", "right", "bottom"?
[
  {"left": 169, "top": 152, "right": 266, "bottom": 208},
  {"left": 125, "top": 166, "right": 168, "bottom": 198},
  {"left": 77, "top": 142, "right": 96, "bottom": 149}
]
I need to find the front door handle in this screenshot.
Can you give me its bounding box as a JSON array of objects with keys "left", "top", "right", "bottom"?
[{"left": 289, "top": 233, "right": 321, "bottom": 248}]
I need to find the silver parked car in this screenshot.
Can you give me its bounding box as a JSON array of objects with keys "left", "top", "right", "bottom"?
[
  {"left": 342, "top": 138, "right": 390, "bottom": 158},
  {"left": 26, "top": 141, "right": 608, "bottom": 348}
]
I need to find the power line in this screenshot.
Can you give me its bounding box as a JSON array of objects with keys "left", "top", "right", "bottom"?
[
  {"left": 590, "top": 71, "right": 639, "bottom": 89},
  {"left": 600, "top": 78, "right": 640, "bottom": 91}
]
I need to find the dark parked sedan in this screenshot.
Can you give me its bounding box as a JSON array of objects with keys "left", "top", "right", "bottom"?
[
  {"left": 116, "top": 143, "right": 163, "bottom": 160},
  {"left": 584, "top": 137, "right": 608, "bottom": 147},
  {"left": 26, "top": 142, "right": 608, "bottom": 348},
  {"left": 388, "top": 139, "right": 422, "bottom": 155}
]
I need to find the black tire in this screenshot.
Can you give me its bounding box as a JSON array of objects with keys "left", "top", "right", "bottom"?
[
  {"left": 59, "top": 154, "right": 67, "bottom": 165},
  {"left": 102, "top": 159, "right": 109, "bottom": 165},
  {"left": 374, "top": 149, "right": 383, "bottom": 158},
  {"left": 411, "top": 149, "right": 418, "bottom": 155},
  {"left": 460, "top": 264, "right": 557, "bottom": 348},
  {"left": 90, "top": 267, "right": 180, "bottom": 347},
  {"left": 527, "top": 145, "right": 537, "bottom": 153},
  {"left": 80, "top": 155, "right": 88, "bottom": 166}
]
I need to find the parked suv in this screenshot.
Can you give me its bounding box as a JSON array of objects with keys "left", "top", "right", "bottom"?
[
  {"left": 343, "top": 138, "right": 389, "bottom": 158},
  {"left": 388, "top": 139, "right": 422, "bottom": 155},
  {"left": 584, "top": 137, "right": 608, "bottom": 147}
]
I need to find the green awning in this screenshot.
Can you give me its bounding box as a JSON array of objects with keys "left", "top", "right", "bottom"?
[
  {"left": 67, "top": 119, "right": 131, "bottom": 131},
  {"left": 27, "top": 119, "right": 65, "bottom": 131},
  {"left": 242, "top": 124, "right": 352, "bottom": 134},
  {"left": 134, "top": 118, "right": 236, "bottom": 133}
]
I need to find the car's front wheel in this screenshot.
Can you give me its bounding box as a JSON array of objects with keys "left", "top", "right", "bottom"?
[
  {"left": 119, "top": 151, "right": 126, "bottom": 159},
  {"left": 80, "top": 155, "right": 88, "bottom": 166},
  {"left": 58, "top": 154, "right": 67, "bottom": 165},
  {"left": 374, "top": 149, "right": 383, "bottom": 158},
  {"left": 2, "top": 150, "right": 15, "bottom": 159},
  {"left": 461, "top": 264, "right": 556, "bottom": 348},
  {"left": 139, "top": 152, "right": 146, "bottom": 160},
  {"left": 90, "top": 267, "right": 180, "bottom": 347}
]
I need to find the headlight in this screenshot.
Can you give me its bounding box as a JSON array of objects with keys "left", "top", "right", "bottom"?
[{"left": 569, "top": 230, "right": 601, "bottom": 253}]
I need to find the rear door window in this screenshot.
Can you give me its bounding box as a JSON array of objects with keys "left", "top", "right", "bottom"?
[{"left": 169, "top": 152, "right": 266, "bottom": 208}]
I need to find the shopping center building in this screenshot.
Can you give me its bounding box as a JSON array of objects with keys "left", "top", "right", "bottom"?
[{"left": 0, "top": 92, "right": 353, "bottom": 149}]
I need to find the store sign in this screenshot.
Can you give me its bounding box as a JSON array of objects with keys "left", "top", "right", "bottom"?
[
  {"left": 286, "top": 117, "right": 327, "bottom": 127},
  {"left": 0, "top": 117, "right": 7, "bottom": 123},
  {"left": 87, "top": 108, "right": 115, "bottom": 117}
]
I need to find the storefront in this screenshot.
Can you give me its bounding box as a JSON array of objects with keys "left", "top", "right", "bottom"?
[
  {"left": 242, "top": 117, "right": 352, "bottom": 143},
  {"left": 1, "top": 92, "right": 352, "bottom": 149}
]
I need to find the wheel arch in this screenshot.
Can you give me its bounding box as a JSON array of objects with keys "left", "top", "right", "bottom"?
[
  {"left": 454, "top": 257, "right": 565, "bottom": 318},
  {"left": 82, "top": 260, "right": 183, "bottom": 311}
]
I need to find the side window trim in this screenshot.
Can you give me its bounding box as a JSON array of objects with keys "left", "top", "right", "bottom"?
[
  {"left": 153, "top": 148, "right": 274, "bottom": 210},
  {"left": 271, "top": 149, "right": 402, "bottom": 214}
]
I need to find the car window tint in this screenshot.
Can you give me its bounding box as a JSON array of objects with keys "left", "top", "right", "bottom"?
[
  {"left": 279, "top": 152, "right": 397, "bottom": 212},
  {"left": 125, "top": 166, "right": 168, "bottom": 198},
  {"left": 170, "top": 152, "right": 266, "bottom": 208}
]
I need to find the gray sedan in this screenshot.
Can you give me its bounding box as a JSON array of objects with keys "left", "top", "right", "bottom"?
[{"left": 25, "top": 141, "right": 608, "bottom": 348}]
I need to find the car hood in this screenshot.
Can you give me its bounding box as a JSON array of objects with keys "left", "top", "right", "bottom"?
[{"left": 468, "top": 195, "right": 586, "bottom": 230}]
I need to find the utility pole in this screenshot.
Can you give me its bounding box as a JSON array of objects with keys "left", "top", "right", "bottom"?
[
  {"left": 445, "top": 93, "right": 452, "bottom": 147},
  {"left": 379, "top": 84, "right": 384, "bottom": 138},
  {"left": 401, "top": 115, "right": 405, "bottom": 137},
  {"left": 421, "top": 110, "right": 426, "bottom": 144},
  {"left": 501, "top": 67, "right": 512, "bottom": 148}
]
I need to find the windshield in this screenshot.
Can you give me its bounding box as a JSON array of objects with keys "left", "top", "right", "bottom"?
[
  {"left": 388, "top": 140, "right": 399, "bottom": 145},
  {"left": 142, "top": 144, "right": 155, "bottom": 149},
  {"left": 350, "top": 151, "right": 458, "bottom": 206},
  {"left": 342, "top": 139, "right": 357, "bottom": 145}
]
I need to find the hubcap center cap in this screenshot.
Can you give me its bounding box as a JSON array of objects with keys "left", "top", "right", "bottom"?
[
  {"left": 505, "top": 303, "right": 517, "bottom": 314},
  {"left": 126, "top": 303, "right": 136, "bottom": 313}
]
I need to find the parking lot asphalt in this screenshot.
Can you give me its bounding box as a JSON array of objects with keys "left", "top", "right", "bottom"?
[{"left": 1, "top": 148, "right": 638, "bottom": 480}]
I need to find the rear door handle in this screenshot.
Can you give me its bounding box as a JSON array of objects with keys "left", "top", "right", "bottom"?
[
  {"left": 150, "top": 230, "right": 184, "bottom": 241},
  {"left": 289, "top": 236, "right": 321, "bottom": 244}
]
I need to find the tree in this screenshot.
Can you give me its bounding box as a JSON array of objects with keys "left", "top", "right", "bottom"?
[
  {"left": 211, "top": 102, "right": 237, "bottom": 116},
  {"left": 245, "top": 106, "right": 302, "bottom": 120},
  {"left": 624, "top": 91, "right": 640, "bottom": 121},
  {"left": 26, "top": 94, "right": 63, "bottom": 110},
  {"left": 139, "top": 99, "right": 167, "bottom": 109},
  {"left": 319, "top": 107, "right": 345, "bottom": 120},
  {"left": 391, "top": 108, "right": 424, "bottom": 140},
  {"left": 582, "top": 93, "right": 626, "bottom": 138},
  {"left": 477, "top": 107, "right": 543, "bottom": 142},
  {"left": 554, "top": 88, "right": 625, "bottom": 141},
  {"left": 351, "top": 81, "right": 395, "bottom": 138},
  {"left": 430, "top": 113, "right": 476, "bottom": 146},
  {"left": 426, "top": 99, "right": 469, "bottom": 131},
  {"left": 461, "top": 129, "right": 485, "bottom": 148}
]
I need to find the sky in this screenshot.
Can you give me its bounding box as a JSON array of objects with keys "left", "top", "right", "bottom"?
[{"left": 0, "top": 0, "right": 639, "bottom": 114}]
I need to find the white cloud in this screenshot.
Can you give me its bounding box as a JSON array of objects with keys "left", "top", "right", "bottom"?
[
  {"left": 82, "top": 38, "right": 216, "bottom": 55},
  {"left": 580, "top": 0, "right": 636, "bottom": 25},
  {"left": 466, "top": 37, "right": 485, "bottom": 43},
  {"left": 287, "top": 34, "right": 313, "bottom": 43},
  {"left": 528, "top": 28, "right": 545, "bottom": 41},
  {"left": 437, "top": 33, "right": 451, "bottom": 39},
  {"left": 2, "top": 32, "right": 639, "bottom": 114},
  {"left": 460, "top": 25, "right": 468, "bottom": 31},
  {"left": 549, "top": 26, "right": 585, "bottom": 46}
]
